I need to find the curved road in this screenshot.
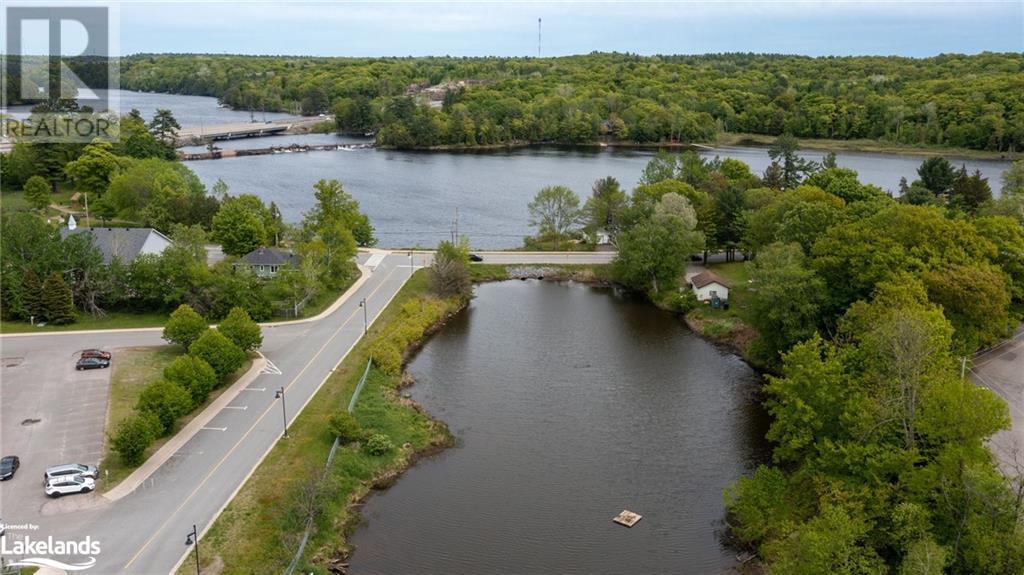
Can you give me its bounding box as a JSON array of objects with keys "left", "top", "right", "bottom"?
[{"left": 0, "top": 251, "right": 614, "bottom": 574}]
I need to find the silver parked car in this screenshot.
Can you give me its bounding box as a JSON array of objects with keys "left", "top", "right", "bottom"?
[
  {"left": 43, "top": 463, "right": 98, "bottom": 482},
  {"left": 44, "top": 475, "right": 95, "bottom": 497}
]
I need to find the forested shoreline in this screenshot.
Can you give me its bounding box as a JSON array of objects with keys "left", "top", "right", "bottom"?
[{"left": 98, "top": 52, "right": 1024, "bottom": 152}]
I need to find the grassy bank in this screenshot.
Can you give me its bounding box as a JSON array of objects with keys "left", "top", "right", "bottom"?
[
  {"left": 714, "top": 132, "right": 1022, "bottom": 161},
  {"left": 181, "top": 270, "right": 460, "bottom": 575},
  {"left": 0, "top": 275, "right": 357, "bottom": 333},
  {"left": 681, "top": 261, "right": 761, "bottom": 364},
  {"left": 101, "top": 347, "right": 253, "bottom": 492}
]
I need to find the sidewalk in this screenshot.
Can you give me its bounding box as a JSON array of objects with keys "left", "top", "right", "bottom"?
[{"left": 103, "top": 354, "right": 268, "bottom": 502}]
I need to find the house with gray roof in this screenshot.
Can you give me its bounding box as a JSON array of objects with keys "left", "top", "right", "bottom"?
[
  {"left": 237, "top": 247, "right": 298, "bottom": 278},
  {"left": 60, "top": 227, "right": 173, "bottom": 264}
]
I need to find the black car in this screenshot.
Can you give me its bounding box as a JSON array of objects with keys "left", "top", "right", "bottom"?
[
  {"left": 76, "top": 357, "right": 110, "bottom": 370},
  {"left": 469, "top": 253, "right": 483, "bottom": 262},
  {"left": 0, "top": 456, "right": 20, "bottom": 480},
  {"left": 80, "top": 349, "right": 112, "bottom": 360}
]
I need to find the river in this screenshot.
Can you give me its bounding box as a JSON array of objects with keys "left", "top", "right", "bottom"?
[
  {"left": 347, "top": 280, "right": 770, "bottom": 575},
  {"left": 7, "top": 90, "right": 1013, "bottom": 248}
]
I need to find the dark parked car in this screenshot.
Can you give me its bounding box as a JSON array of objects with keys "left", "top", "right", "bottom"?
[
  {"left": 76, "top": 357, "right": 110, "bottom": 370},
  {"left": 469, "top": 253, "right": 483, "bottom": 262},
  {"left": 80, "top": 349, "right": 111, "bottom": 360},
  {"left": 0, "top": 456, "right": 20, "bottom": 480}
]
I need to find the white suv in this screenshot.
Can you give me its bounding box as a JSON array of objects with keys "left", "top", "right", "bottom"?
[{"left": 44, "top": 475, "right": 95, "bottom": 497}]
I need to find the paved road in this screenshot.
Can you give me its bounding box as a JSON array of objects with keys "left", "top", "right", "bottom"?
[
  {"left": 970, "top": 325, "right": 1024, "bottom": 472},
  {"left": 0, "top": 250, "right": 614, "bottom": 573}
]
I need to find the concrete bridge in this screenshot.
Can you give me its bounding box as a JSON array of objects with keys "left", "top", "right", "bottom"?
[{"left": 173, "top": 115, "right": 331, "bottom": 146}]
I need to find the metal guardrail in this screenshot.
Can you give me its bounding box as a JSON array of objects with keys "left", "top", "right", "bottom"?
[{"left": 284, "top": 357, "right": 373, "bottom": 575}]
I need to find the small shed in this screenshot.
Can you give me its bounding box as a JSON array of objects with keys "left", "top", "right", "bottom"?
[
  {"left": 238, "top": 247, "right": 298, "bottom": 278},
  {"left": 689, "top": 270, "right": 731, "bottom": 302}
]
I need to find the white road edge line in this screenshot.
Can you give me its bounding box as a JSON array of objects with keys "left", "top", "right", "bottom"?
[{"left": 164, "top": 264, "right": 406, "bottom": 575}]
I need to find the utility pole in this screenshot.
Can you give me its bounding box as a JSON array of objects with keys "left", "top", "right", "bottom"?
[
  {"left": 84, "top": 192, "right": 90, "bottom": 227},
  {"left": 538, "top": 18, "right": 542, "bottom": 57},
  {"left": 961, "top": 356, "right": 967, "bottom": 379}
]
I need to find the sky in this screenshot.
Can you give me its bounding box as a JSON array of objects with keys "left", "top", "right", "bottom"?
[{"left": 8, "top": 0, "right": 1024, "bottom": 58}]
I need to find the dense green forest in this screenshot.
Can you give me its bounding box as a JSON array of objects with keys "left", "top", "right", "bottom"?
[{"left": 107, "top": 52, "right": 1024, "bottom": 150}]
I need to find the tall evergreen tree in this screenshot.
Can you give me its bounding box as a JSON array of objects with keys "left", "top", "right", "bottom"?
[
  {"left": 41, "top": 272, "right": 75, "bottom": 324},
  {"left": 21, "top": 268, "right": 43, "bottom": 320}
]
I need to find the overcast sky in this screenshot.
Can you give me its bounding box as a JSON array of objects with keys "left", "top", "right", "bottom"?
[{"left": 10, "top": 0, "right": 1024, "bottom": 57}]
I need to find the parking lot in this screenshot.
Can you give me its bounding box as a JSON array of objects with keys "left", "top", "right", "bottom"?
[{"left": 0, "top": 338, "right": 118, "bottom": 519}]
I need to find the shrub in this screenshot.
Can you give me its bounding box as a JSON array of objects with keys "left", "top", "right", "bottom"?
[
  {"left": 362, "top": 433, "right": 394, "bottom": 456},
  {"left": 163, "top": 304, "right": 207, "bottom": 348},
  {"left": 111, "top": 412, "right": 160, "bottom": 466},
  {"left": 24, "top": 175, "right": 51, "bottom": 212},
  {"left": 659, "top": 289, "right": 698, "bottom": 313},
  {"left": 136, "top": 379, "right": 193, "bottom": 435},
  {"left": 368, "top": 295, "right": 452, "bottom": 375},
  {"left": 163, "top": 355, "right": 218, "bottom": 407},
  {"left": 189, "top": 328, "right": 246, "bottom": 379},
  {"left": 217, "top": 306, "right": 263, "bottom": 351},
  {"left": 328, "top": 411, "right": 363, "bottom": 444}
]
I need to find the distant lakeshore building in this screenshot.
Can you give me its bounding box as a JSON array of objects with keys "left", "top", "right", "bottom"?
[
  {"left": 237, "top": 247, "right": 298, "bottom": 278},
  {"left": 689, "top": 270, "right": 731, "bottom": 302},
  {"left": 60, "top": 226, "right": 172, "bottom": 264}
]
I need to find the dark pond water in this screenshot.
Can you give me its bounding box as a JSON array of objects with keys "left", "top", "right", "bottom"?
[{"left": 347, "top": 280, "right": 770, "bottom": 575}]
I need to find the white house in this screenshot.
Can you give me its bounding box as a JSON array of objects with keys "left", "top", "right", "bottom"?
[{"left": 689, "top": 270, "right": 730, "bottom": 302}]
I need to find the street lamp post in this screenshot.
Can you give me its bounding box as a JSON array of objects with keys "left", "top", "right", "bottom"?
[
  {"left": 274, "top": 387, "right": 288, "bottom": 438},
  {"left": 359, "top": 298, "right": 368, "bottom": 334},
  {"left": 408, "top": 250, "right": 413, "bottom": 277},
  {"left": 185, "top": 524, "right": 200, "bottom": 575}
]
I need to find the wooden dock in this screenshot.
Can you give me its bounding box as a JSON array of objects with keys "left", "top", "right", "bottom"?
[{"left": 613, "top": 510, "right": 642, "bottom": 527}]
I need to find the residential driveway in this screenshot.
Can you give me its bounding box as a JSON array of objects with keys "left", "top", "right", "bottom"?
[
  {"left": 0, "top": 340, "right": 117, "bottom": 520},
  {"left": 971, "top": 326, "right": 1024, "bottom": 472}
]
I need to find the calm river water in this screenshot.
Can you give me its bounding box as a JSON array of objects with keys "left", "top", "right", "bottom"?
[
  {"left": 347, "top": 281, "right": 770, "bottom": 575},
  {"left": 9, "top": 90, "right": 1012, "bottom": 248}
]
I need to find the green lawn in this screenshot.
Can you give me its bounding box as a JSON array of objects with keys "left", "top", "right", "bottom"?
[
  {"left": 181, "top": 270, "right": 456, "bottom": 575},
  {"left": 701, "top": 261, "right": 754, "bottom": 324},
  {"left": 101, "top": 346, "right": 253, "bottom": 492},
  {"left": 0, "top": 311, "right": 170, "bottom": 334},
  {"left": 289, "top": 273, "right": 360, "bottom": 320}
]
